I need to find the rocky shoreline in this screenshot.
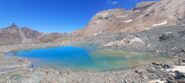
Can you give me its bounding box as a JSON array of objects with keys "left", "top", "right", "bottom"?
[{"left": 0, "top": 43, "right": 184, "bottom": 83}]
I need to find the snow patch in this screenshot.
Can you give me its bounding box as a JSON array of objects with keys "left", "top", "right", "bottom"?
[
  {"left": 153, "top": 21, "right": 168, "bottom": 27},
  {"left": 94, "top": 31, "right": 102, "bottom": 36},
  {"left": 145, "top": 28, "right": 150, "bottom": 30},
  {"left": 97, "top": 12, "right": 109, "bottom": 18},
  {"left": 166, "top": 65, "right": 185, "bottom": 73},
  {"left": 104, "top": 42, "right": 114, "bottom": 47},
  {"left": 130, "top": 37, "right": 145, "bottom": 44},
  {"left": 165, "top": 32, "right": 173, "bottom": 34},
  {"left": 124, "top": 19, "right": 133, "bottom": 23},
  {"left": 94, "top": 20, "right": 102, "bottom": 24},
  {"left": 148, "top": 79, "right": 165, "bottom": 83},
  {"left": 116, "top": 15, "right": 128, "bottom": 18}
]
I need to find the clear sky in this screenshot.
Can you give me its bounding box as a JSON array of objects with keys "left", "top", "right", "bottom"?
[{"left": 0, "top": 0, "right": 143, "bottom": 33}]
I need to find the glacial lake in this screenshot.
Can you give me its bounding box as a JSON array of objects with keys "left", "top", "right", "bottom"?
[{"left": 12, "top": 46, "right": 168, "bottom": 71}]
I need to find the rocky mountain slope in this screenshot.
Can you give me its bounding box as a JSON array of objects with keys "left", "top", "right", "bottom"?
[
  {"left": 0, "top": 23, "right": 43, "bottom": 45},
  {"left": 74, "top": 0, "right": 185, "bottom": 36},
  {"left": 38, "top": 33, "right": 70, "bottom": 43},
  {"left": 0, "top": 24, "right": 22, "bottom": 45},
  {"left": 0, "top": 23, "right": 70, "bottom": 45}
]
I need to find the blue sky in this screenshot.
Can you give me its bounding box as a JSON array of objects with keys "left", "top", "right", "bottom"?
[{"left": 0, "top": 0, "right": 142, "bottom": 33}]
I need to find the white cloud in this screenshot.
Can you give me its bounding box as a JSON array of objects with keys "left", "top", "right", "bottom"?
[
  {"left": 107, "top": 0, "right": 119, "bottom": 5},
  {"left": 111, "top": 1, "right": 118, "bottom": 4}
]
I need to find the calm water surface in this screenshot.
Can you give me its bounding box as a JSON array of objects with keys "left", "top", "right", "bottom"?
[{"left": 14, "top": 46, "right": 167, "bottom": 71}]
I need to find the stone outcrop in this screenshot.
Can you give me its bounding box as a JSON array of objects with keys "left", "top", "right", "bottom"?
[{"left": 104, "top": 35, "right": 145, "bottom": 47}]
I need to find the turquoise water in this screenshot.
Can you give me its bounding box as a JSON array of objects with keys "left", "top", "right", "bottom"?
[{"left": 14, "top": 46, "right": 167, "bottom": 71}]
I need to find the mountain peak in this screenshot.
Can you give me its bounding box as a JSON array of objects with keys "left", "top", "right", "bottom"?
[{"left": 8, "top": 23, "right": 18, "bottom": 29}]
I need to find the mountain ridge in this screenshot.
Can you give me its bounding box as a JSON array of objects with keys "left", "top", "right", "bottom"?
[
  {"left": 0, "top": 23, "right": 71, "bottom": 45},
  {"left": 74, "top": 0, "right": 185, "bottom": 36}
]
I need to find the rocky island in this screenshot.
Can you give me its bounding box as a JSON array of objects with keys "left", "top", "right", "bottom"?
[{"left": 0, "top": 0, "right": 185, "bottom": 83}]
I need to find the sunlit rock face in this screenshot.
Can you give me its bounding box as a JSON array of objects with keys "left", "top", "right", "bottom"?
[
  {"left": 75, "top": 0, "right": 185, "bottom": 37},
  {"left": 78, "top": 9, "right": 128, "bottom": 36}
]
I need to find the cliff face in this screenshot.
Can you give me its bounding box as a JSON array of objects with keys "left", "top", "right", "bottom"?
[{"left": 75, "top": 0, "right": 185, "bottom": 36}]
